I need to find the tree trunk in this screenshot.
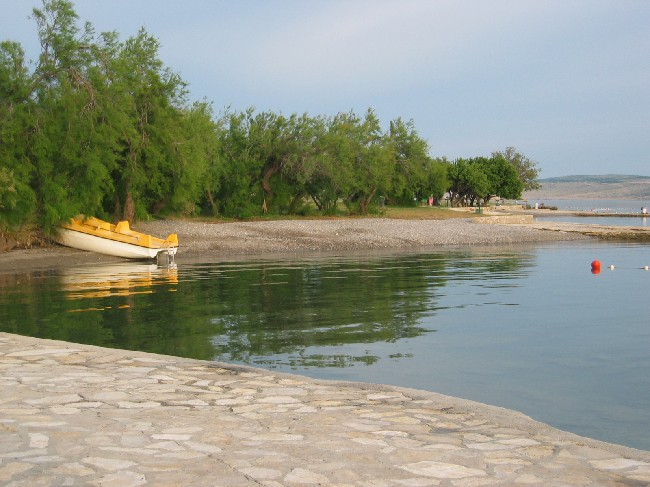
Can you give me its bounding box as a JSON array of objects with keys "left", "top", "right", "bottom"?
[
  {"left": 359, "top": 188, "right": 377, "bottom": 214},
  {"left": 113, "top": 198, "right": 121, "bottom": 222},
  {"left": 205, "top": 189, "right": 218, "bottom": 215},
  {"left": 123, "top": 180, "right": 135, "bottom": 224},
  {"left": 311, "top": 194, "right": 323, "bottom": 211},
  {"left": 288, "top": 191, "right": 305, "bottom": 214},
  {"left": 261, "top": 159, "right": 281, "bottom": 204}
]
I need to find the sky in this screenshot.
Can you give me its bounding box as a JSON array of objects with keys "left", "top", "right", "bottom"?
[{"left": 2, "top": 0, "right": 649, "bottom": 178}]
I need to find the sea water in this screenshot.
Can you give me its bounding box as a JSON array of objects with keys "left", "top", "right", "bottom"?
[
  {"left": 523, "top": 197, "right": 649, "bottom": 227},
  {"left": 526, "top": 198, "right": 649, "bottom": 214},
  {"left": 1, "top": 241, "right": 649, "bottom": 451},
  {"left": 535, "top": 215, "right": 649, "bottom": 227}
]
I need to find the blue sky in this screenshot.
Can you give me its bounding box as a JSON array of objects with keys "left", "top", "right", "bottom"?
[{"left": 2, "top": 0, "right": 649, "bottom": 178}]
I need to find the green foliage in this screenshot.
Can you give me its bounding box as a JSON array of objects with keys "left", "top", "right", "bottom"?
[
  {"left": 482, "top": 154, "right": 524, "bottom": 201},
  {"left": 0, "top": 0, "right": 218, "bottom": 230},
  {"left": 208, "top": 108, "right": 438, "bottom": 218},
  {"left": 447, "top": 158, "right": 488, "bottom": 206},
  {"left": 1, "top": 1, "right": 542, "bottom": 233},
  {"left": 493, "top": 146, "right": 541, "bottom": 191},
  {"left": 166, "top": 101, "right": 218, "bottom": 216},
  {"left": 426, "top": 158, "right": 449, "bottom": 202},
  {"left": 207, "top": 109, "right": 263, "bottom": 218},
  {"left": 447, "top": 154, "right": 524, "bottom": 207},
  {"left": 0, "top": 167, "right": 35, "bottom": 229},
  {"left": 107, "top": 28, "right": 199, "bottom": 222},
  {"left": 386, "top": 118, "right": 428, "bottom": 204},
  {"left": 0, "top": 41, "right": 37, "bottom": 229}
]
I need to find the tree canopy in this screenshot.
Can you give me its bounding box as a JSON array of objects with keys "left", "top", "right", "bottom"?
[
  {"left": 493, "top": 146, "right": 541, "bottom": 192},
  {"left": 1, "top": 1, "right": 538, "bottom": 234}
]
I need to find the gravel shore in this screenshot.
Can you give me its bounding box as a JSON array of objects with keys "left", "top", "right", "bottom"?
[
  {"left": 1, "top": 217, "right": 588, "bottom": 274},
  {"left": 138, "top": 217, "right": 587, "bottom": 255}
]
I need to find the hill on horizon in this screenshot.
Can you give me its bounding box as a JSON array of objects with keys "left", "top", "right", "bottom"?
[
  {"left": 525, "top": 174, "right": 650, "bottom": 200},
  {"left": 539, "top": 174, "right": 650, "bottom": 184}
]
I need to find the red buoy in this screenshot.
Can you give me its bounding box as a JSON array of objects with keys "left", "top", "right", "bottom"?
[{"left": 591, "top": 260, "right": 601, "bottom": 274}]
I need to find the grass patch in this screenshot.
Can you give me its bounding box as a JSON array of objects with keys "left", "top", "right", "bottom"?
[
  {"left": 175, "top": 206, "right": 479, "bottom": 223},
  {"left": 383, "top": 206, "right": 484, "bottom": 220},
  {"left": 169, "top": 206, "right": 481, "bottom": 224}
]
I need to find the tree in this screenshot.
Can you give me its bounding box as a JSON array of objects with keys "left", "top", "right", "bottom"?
[
  {"left": 306, "top": 111, "right": 358, "bottom": 214},
  {"left": 5, "top": 0, "right": 471, "bottom": 230},
  {"left": 208, "top": 109, "right": 319, "bottom": 218},
  {"left": 23, "top": 0, "right": 116, "bottom": 231},
  {"left": 477, "top": 155, "right": 524, "bottom": 203},
  {"left": 0, "top": 41, "right": 37, "bottom": 229},
  {"left": 167, "top": 101, "right": 219, "bottom": 216},
  {"left": 280, "top": 114, "right": 328, "bottom": 214},
  {"left": 446, "top": 158, "right": 488, "bottom": 207},
  {"left": 251, "top": 111, "right": 320, "bottom": 214},
  {"left": 108, "top": 28, "right": 193, "bottom": 222},
  {"left": 342, "top": 109, "right": 394, "bottom": 215},
  {"left": 493, "top": 147, "right": 541, "bottom": 191},
  {"left": 385, "top": 118, "right": 429, "bottom": 205},
  {"left": 208, "top": 109, "right": 261, "bottom": 218},
  {"left": 424, "top": 157, "right": 449, "bottom": 202}
]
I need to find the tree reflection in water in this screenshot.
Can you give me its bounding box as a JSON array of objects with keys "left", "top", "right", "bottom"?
[{"left": 0, "top": 250, "right": 531, "bottom": 368}]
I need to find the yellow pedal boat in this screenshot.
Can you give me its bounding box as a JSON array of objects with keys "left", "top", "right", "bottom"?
[{"left": 57, "top": 216, "right": 178, "bottom": 260}]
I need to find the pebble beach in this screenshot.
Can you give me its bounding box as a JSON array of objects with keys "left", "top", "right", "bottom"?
[
  {"left": 2, "top": 216, "right": 590, "bottom": 274},
  {"left": 138, "top": 217, "right": 587, "bottom": 256}
]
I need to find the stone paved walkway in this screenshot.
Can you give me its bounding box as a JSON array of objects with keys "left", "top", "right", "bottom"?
[{"left": 1, "top": 333, "right": 649, "bottom": 486}]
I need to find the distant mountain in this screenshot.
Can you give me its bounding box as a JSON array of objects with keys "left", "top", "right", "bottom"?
[
  {"left": 539, "top": 174, "right": 650, "bottom": 184},
  {"left": 525, "top": 175, "right": 650, "bottom": 200}
]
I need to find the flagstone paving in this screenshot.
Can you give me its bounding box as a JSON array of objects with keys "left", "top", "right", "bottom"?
[{"left": 1, "top": 332, "right": 649, "bottom": 486}]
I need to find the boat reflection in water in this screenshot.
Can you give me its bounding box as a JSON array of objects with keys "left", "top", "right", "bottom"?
[{"left": 61, "top": 263, "right": 178, "bottom": 310}]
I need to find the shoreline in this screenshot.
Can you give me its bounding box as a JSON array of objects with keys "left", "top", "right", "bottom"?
[
  {"left": 1, "top": 217, "right": 590, "bottom": 275},
  {"left": 4, "top": 214, "right": 650, "bottom": 275}
]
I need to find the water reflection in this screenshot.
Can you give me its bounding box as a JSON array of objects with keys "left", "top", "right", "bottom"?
[
  {"left": 0, "top": 263, "right": 181, "bottom": 350},
  {"left": 204, "top": 257, "right": 445, "bottom": 367},
  {"left": 0, "top": 250, "right": 533, "bottom": 367},
  {"left": 62, "top": 264, "right": 178, "bottom": 304}
]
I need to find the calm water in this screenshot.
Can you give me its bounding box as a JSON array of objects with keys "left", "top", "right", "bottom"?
[
  {"left": 535, "top": 215, "right": 649, "bottom": 227},
  {"left": 1, "top": 241, "right": 649, "bottom": 451},
  {"left": 526, "top": 198, "right": 650, "bottom": 227},
  {"left": 526, "top": 198, "right": 649, "bottom": 213}
]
